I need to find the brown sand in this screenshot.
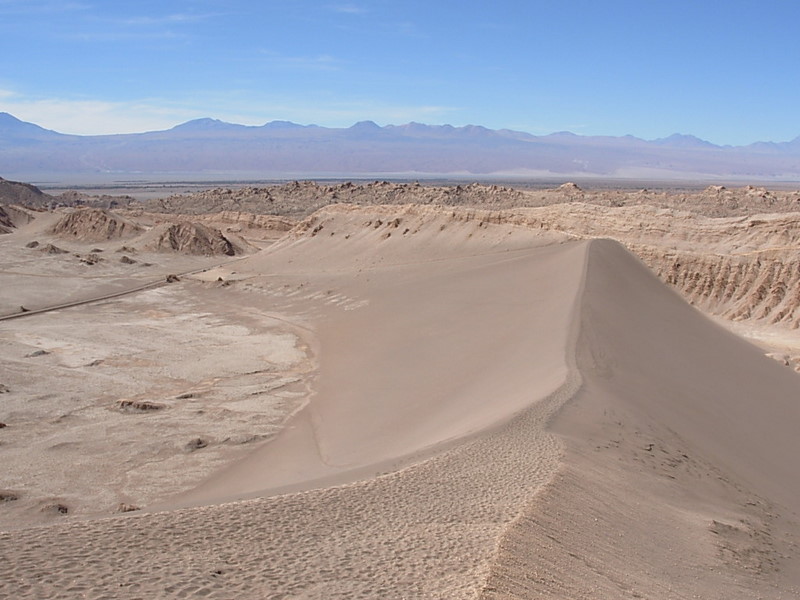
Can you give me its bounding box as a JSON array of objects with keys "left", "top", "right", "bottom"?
[
  {"left": 483, "top": 240, "right": 800, "bottom": 598},
  {"left": 1, "top": 203, "right": 799, "bottom": 598}
]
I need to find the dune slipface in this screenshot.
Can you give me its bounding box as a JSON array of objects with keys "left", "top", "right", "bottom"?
[
  {"left": 1, "top": 206, "right": 799, "bottom": 599},
  {"left": 482, "top": 239, "right": 800, "bottom": 598},
  {"left": 165, "top": 206, "right": 584, "bottom": 507}
]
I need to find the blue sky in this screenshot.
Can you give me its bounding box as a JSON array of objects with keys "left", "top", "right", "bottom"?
[{"left": 0, "top": 0, "right": 798, "bottom": 144}]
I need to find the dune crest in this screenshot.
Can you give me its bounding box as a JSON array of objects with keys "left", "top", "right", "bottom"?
[
  {"left": 1, "top": 204, "right": 800, "bottom": 598},
  {"left": 167, "top": 221, "right": 585, "bottom": 507},
  {"left": 482, "top": 239, "right": 800, "bottom": 598}
]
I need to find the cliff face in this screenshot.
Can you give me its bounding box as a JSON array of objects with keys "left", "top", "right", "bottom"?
[
  {"left": 537, "top": 206, "right": 800, "bottom": 330},
  {"left": 0, "top": 205, "right": 12, "bottom": 233},
  {"left": 639, "top": 248, "right": 800, "bottom": 328}
]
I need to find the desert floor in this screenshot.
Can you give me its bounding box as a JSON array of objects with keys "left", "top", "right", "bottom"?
[{"left": 1, "top": 188, "right": 800, "bottom": 598}]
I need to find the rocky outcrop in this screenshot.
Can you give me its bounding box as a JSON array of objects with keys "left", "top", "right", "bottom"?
[
  {"left": 56, "top": 190, "right": 135, "bottom": 209},
  {"left": 40, "top": 243, "right": 68, "bottom": 255},
  {"left": 49, "top": 208, "right": 143, "bottom": 242},
  {"left": 138, "top": 181, "right": 526, "bottom": 218},
  {"left": 194, "top": 211, "right": 295, "bottom": 233},
  {"left": 0, "top": 206, "right": 12, "bottom": 233},
  {"left": 142, "top": 222, "right": 240, "bottom": 255},
  {"left": 126, "top": 180, "right": 800, "bottom": 220},
  {"left": 512, "top": 204, "right": 800, "bottom": 329},
  {"left": 0, "top": 177, "right": 53, "bottom": 208},
  {"left": 637, "top": 247, "right": 800, "bottom": 328},
  {"left": 0, "top": 204, "right": 36, "bottom": 233}
]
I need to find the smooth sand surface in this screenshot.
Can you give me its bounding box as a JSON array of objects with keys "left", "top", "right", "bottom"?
[
  {"left": 164, "top": 206, "right": 581, "bottom": 507},
  {"left": 483, "top": 239, "right": 800, "bottom": 598},
  {"left": 1, "top": 204, "right": 800, "bottom": 598}
]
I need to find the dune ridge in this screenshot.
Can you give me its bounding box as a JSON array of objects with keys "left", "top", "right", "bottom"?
[
  {"left": 11, "top": 178, "right": 800, "bottom": 333},
  {"left": 2, "top": 205, "right": 800, "bottom": 598},
  {"left": 1, "top": 232, "right": 589, "bottom": 598},
  {"left": 482, "top": 239, "right": 800, "bottom": 598},
  {"left": 164, "top": 225, "right": 585, "bottom": 508}
]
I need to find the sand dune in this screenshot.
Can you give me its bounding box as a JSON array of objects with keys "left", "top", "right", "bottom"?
[
  {"left": 1, "top": 204, "right": 799, "bottom": 598},
  {"left": 484, "top": 239, "right": 800, "bottom": 597},
  {"left": 165, "top": 206, "right": 581, "bottom": 507}
]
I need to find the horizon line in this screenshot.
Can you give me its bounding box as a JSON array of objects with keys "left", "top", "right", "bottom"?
[{"left": 3, "top": 110, "right": 799, "bottom": 148}]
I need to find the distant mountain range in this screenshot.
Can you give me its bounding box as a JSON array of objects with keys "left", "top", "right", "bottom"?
[{"left": 1, "top": 112, "right": 800, "bottom": 181}]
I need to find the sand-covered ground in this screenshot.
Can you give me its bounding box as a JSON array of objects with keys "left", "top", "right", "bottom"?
[{"left": 1, "top": 190, "right": 800, "bottom": 598}]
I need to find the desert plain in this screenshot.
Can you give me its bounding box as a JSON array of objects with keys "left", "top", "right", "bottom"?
[{"left": 1, "top": 179, "right": 800, "bottom": 598}]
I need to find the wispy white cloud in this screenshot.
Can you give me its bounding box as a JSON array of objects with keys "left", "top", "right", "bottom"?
[
  {"left": 331, "top": 3, "right": 366, "bottom": 15},
  {"left": 0, "top": 88, "right": 461, "bottom": 135},
  {"left": 0, "top": 4, "right": 209, "bottom": 42},
  {"left": 257, "top": 50, "right": 343, "bottom": 72},
  {"left": 0, "top": 95, "right": 206, "bottom": 135},
  {"left": 57, "top": 10, "right": 220, "bottom": 42},
  {"left": 115, "top": 12, "right": 219, "bottom": 26},
  {"left": 59, "top": 29, "right": 185, "bottom": 42},
  {"left": 0, "top": 1, "right": 90, "bottom": 14}
]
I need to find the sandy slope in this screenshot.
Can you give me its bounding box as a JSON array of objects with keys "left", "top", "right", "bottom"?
[
  {"left": 1, "top": 207, "right": 585, "bottom": 598},
  {"left": 163, "top": 205, "right": 580, "bottom": 507},
  {"left": 1, "top": 205, "right": 800, "bottom": 598},
  {"left": 483, "top": 240, "right": 800, "bottom": 598}
]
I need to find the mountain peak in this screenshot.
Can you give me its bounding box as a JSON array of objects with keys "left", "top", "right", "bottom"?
[
  {"left": 349, "top": 120, "right": 382, "bottom": 130},
  {"left": 0, "top": 112, "right": 23, "bottom": 125},
  {"left": 171, "top": 118, "right": 242, "bottom": 131},
  {"left": 261, "top": 120, "right": 304, "bottom": 130},
  {"left": 459, "top": 124, "right": 491, "bottom": 136},
  {"left": 0, "top": 112, "right": 61, "bottom": 137},
  {"left": 2, "top": 111, "right": 800, "bottom": 177},
  {"left": 652, "top": 133, "right": 716, "bottom": 148}
]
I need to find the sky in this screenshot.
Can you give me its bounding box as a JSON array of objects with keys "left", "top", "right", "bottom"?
[{"left": 0, "top": 0, "right": 798, "bottom": 145}]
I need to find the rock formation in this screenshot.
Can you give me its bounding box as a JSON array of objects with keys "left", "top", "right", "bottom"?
[
  {"left": 49, "top": 208, "right": 143, "bottom": 242},
  {"left": 142, "top": 221, "right": 240, "bottom": 255},
  {"left": 0, "top": 206, "right": 12, "bottom": 233},
  {"left": 0, "top": 177, "right": 53, "bottom": 208}
]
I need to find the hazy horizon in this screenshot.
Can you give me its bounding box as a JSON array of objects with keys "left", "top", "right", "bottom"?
[
  {"left": 5, "top": 111, "right": 800, "bottom": 147},
  {"left": 1, "top": 1, "right": 799, "bottom": 145}
]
